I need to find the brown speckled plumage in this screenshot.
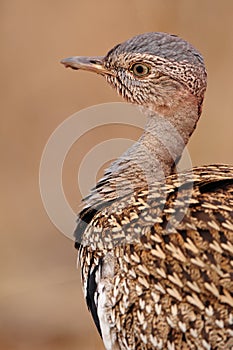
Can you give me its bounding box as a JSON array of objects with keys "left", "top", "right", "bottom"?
[
  {"left": 79, "top": 165, "right": 233, "bottom": 350},
  {"left": 61, "top": 33, "right": 233, "bottom": 349}
]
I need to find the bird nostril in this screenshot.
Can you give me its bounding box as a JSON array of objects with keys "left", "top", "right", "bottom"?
[
  {"left": 89, "top": 60, "right": 98, "bottom": 64},
  {"left": 89, "top": 59, "right": 104, "bottom": 65}
]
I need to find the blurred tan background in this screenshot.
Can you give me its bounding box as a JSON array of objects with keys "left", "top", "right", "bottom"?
[{"left": 1, "top": 1, "right": 233, "bottom": 349}]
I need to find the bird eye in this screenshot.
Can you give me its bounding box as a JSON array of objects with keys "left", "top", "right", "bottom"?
[{"left": 130, "top": 63, "right": 150, "bottom": 77}]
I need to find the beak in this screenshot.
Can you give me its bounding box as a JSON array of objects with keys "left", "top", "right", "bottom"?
[{"left": 61, "top": 56, "right": 112, "bottom": 76}]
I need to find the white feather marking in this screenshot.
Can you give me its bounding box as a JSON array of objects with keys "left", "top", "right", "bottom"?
[
  {"left": 202, "top": 339, "right": 211, "bottom": 350},
  {"left": 97, "top": 281, "right": 114, "bottom": 350},
  {"left": 97, "top": 255, "right": 119, "bottom": 350}
]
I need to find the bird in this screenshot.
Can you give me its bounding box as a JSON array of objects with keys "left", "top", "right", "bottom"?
[{"left": 61, "top": 32, "right": 233, "bottom": 350}]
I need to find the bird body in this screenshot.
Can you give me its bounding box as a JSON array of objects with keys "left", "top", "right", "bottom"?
[
  {"left": 61, "top": 33, "right": 233, "bottom": 349},
  {"left": 78, "top": 165, "right": 233, "bottom": 350}
]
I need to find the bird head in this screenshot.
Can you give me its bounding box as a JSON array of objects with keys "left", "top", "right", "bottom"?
[{"left": 61, "top": 32, "right": 207, "bottom": 116}]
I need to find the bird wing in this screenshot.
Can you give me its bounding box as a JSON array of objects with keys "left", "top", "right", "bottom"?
[
  {"left": 75, "top": 164, "right": 233, "bottom": 345},
  {"left": 75, "top": 164, "right": 233, "bottom": 250}
]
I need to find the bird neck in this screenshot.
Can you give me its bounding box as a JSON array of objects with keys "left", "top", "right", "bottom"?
[
  {"left": 85, "top": 91, "right": 200, "bottom": 205},
  {"left": 109, "top": 91, "right": 199, "bottom": 179}
]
